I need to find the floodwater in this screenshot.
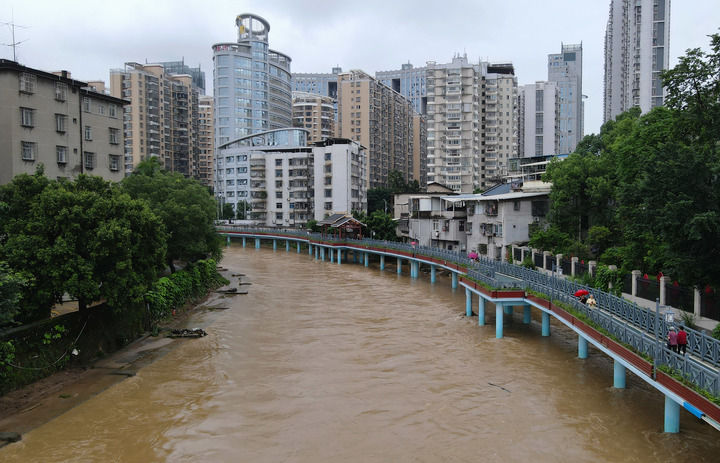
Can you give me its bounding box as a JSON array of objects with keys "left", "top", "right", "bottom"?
[{"left": 2, "top": 245, "right": 719, "bottom": 462}]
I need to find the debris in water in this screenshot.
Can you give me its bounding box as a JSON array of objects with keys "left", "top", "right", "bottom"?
[
  {"left": 168, "top": 328, "right": 207, "bottom": 338},
  {"left": 488, "top": 382, "right": 511, "bottom": 393}
]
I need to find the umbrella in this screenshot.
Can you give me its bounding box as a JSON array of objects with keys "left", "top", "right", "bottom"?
[
  {"left": 574, "top": 289, "right": 589, "bottom": 297},
  {"left": 468, "top": 252, "right": 478, "bottom": 259}
]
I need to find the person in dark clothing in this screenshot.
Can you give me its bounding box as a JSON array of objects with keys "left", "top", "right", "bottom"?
[{"left": 677, "top": 326, "right": 688, "bottom": 355}]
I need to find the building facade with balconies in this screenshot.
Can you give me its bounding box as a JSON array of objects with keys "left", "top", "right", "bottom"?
[
  {"left": 197, "top": 95, "right": 214, "bottom": 188},
  {"left": 292, "top": 91, "right": 335, "bottom": 143},
  {"left": 212, "top": 14, "right": 293, "bottom": 148},
  {"left": 312, "top": 138, "right": 367, "bottom": 220},
  {"left": 0, "top": 60, "right": 127, "bottom": 185},
  {"left": 548, "top": 43, "right": 583, "bottom": 154},
  {"left": 109, "top": 62, "right": 200, "bottom": 176}
]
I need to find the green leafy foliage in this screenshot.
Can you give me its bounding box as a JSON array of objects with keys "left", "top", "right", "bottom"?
[{"left": 0, "top": 262, "right": 28, "bottom": 327}]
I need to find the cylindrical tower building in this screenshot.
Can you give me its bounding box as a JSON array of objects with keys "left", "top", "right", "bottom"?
[{"left": 212, "top": 14, "right": 293, "bottom": 147}]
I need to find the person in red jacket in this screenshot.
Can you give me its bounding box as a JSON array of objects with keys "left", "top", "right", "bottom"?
[{"left": 677, "top": 326, "right": 688, "bottom": 355}]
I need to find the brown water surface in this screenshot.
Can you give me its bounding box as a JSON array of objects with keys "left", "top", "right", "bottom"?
[{"left": 2, "top": 245, "right": 719, "bottom": 462}]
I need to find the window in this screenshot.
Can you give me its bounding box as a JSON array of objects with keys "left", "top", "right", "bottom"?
[
  {"left": 109, "top": 128, "right": 119, "bottom": 144},
  {"left": 513, "top": 200, "right": 521, "bottom": 211},
  {"left": 84, "top": 126, "right": 92, "bottom": 141},
  {"left": 97, "top": 104, "right": 105, "bottom": 115},
  {"left": 226, "top": 179, "right": 235, "bottom": 186},
  {"left": 275, "top": 158, "right": 282, "bottom": 166},
  {"left": 83, "top": 97, "right": 91, "bottom": 112},
  {"left": 55, "top": 114, "right": 67, "bottom": 132},
  {"left": 56, "top": 146, "right": 67, "bottom": 164},
  {"left": 275, "top": 191, "right": 283, "bottom": 199},
  {"left": 324, "top": 152, "right": 331, "bottom": 161},
  {"left": 237, "top": 167, "right": 247, "bottom": 173},
  {"left": 324, "top": 177, "right": 332, "bottom": 185},
  {"left": 19, "top": 73, "right": 36, "bottom": 93},
  {"left": 324, "top": 202, "right": 333, "bottom": 210},
  {"left": 109, "top": 104, "right": 117, "bottom": 117},
  {"left": 55, "top": 82, "right": 67, "bottom": 101},
  {"left": 324, "top": 189, "right": 332, "bottom": 198},
  {"left": 109, "top": 154, "right": 120, "bottom": 171},
  {"left": 84, "top": 152, "right": 95, "bottom": 170},
  {"left": 21, "top": 141, "right": 36, "bottom": 160},
  {"left": 275, "top": 180, "right": 282, "bottom": 188},
  {"left": 276, "top": 212, "right": 283, "bottom": 220},
  {"left": 20, "top": 107, "right": 35, "bottom": 127},
  {"left": 276, "top": 202, "right": 282, "bottom": 209},
  {"left": 275, "top": 169, "right": 283, "bottom": 177}
]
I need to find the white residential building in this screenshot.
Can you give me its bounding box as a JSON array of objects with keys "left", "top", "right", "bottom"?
[
  {"left": 518, "top": 82, "right": 560, "bottom": 157},
  {"left": 312, "top": 138, "right": 367, "bottom": 220},
  {"left": 548, "top": 43, "right": 583, "bottom": 154},
  {"left": 603, "top": 0, "right": 671, "bottom": 122}
]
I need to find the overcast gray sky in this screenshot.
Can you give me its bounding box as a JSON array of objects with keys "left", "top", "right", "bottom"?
[{"left": 3, "top": 0, "right": 719, "bottom": 135}]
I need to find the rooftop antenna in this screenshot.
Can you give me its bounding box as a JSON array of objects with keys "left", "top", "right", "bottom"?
[{"left": 1, "top": 11, "right": 29, "bottom": 62}]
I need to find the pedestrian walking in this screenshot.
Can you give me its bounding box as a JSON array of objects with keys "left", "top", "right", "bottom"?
[
  {"left": 667, "top": 327, "right": 678, "bottom": 353},
  {"left": 586, "top": 294, "right": 597, "bottom": 308},
  {"left": 677, "top": 326, "right": 688, "bottom": 355}
]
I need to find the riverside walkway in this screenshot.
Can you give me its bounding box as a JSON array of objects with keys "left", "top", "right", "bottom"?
[{"left": 217, "top": 226, "right": 720, "bottom": 434}]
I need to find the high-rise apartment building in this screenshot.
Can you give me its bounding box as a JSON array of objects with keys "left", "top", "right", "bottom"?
[
  {"left": 604, "top": 0, "right": 670, "bottom": 122},
  {"left": 312, "top": 138, "right": 367, "bottom": 220},
  {"left": 518, "top": 81, "right": 560, "bottom": 157},
  {"left": 484, "top": 63, "right": 519, "bottom": 184},
  {"left": 197, "top": 95, "right": 214, "bottom": 188},
  {"left": 548, "top": 43, "right": 583, "bottom": 154},
  {"left": 156, "top": 60, "right": 206, "bottom": 94},
  {"left": 292, "top": 67, "right": 342, "bottom": 99},
  {"left": 336, "top": 70, "right": 423, "bottom": 189},
  {"left": 292, "top": 91, "right": 335, "bottom": 143},
  {"left": 412, "top": 114, "right": 428, "bottom": 186},
  {"left": 110, "top": 62, "right": 200, "bottom": 176},
  {"left": 376, "top": 62, "right": 428, "bottom": 115},
  {"left": 0, "top": 60, "right": 127, "bottom": 184},
  {"left": 212, "top": 14, "right": 293, "bottom": 147}
]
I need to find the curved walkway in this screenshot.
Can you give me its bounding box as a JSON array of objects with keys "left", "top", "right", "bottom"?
[{"left": 217, "top": 226, "right": 720, "bottom": 434}]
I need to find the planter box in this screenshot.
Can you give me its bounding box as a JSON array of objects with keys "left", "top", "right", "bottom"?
[{"left": 657, "top": 370, "right": 720, "bottom": 423}]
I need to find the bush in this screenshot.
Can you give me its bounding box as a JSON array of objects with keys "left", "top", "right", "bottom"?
[
  {"left": 521, "top": 256, "right": 535, "bottom": 270},
  {"left": 712, "top": 323, "right": 720, "bottom": 341}
]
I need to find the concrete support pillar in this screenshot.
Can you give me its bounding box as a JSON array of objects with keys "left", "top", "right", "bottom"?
[
  {"left": 613, "top": 360, "right": 626, "bottom": 389},
  {"left": 308, "top": 243, "right": 312, "bottom": 255},
  {"left": 660, "top": 276, "right": 671, "bottom": 306},
  {"left": 531, "top": 248, "right": 538, "bottom": 267},
  {"left": 353, "top": 251, "right": 358, "bottom": 263},
  {"left": 329, "top": 248, "right": 334, "bottom": 263},
  {"left": 496, "top": 305, "right": 504, "bottom": 338},
  {"left": 631, "top": 270, "right": 641, "bottom": 296},
  {"left": 478, "top": 297, "right": 486, "bottom": 325},
  {"left": 466, "top": 288, "right": 472, "bottom": 317},
  {"left": 320, "top": 247, "right": 325, "bottom": 261},
  {"left": 255, "top": 238, "right": 260, "bottom": 249},
  {"left": 578, "top": 336, "right": 588, "bottom": 359},
  {"left": 397, "top": 258, "right": 402, "bottom": 275},
  {"left": 242, "top": 237, "right": 246, "bottom": 248},
  {"left": 364, "top": 252, "right": 369, "bottom": 267},
  {"left": 314, "top": 246, "right": 319, "bottom": 260},
  {"left": 297, "top": 242, "right": 301, "bottom": 253},
  {"left": 694, "top": 286, "right": 701, "bottom": 319},
  {"left": 337, "top": 249, "right": 342, "bottom": 265},
  {"left": 607, "top": 265, "right": 618, "bottom": 291},
  {"left": 523, "top": 305, "right": 531, "bottom": 324},
  {"left": 273, "top": 239, "right": 277, "bottom": 251},
  {"left": 588, "top": 260, "right": 597, "bottom": 277},
  {"left": 521, "top": 246, "right": 529, "bottom": 264},
  {"left": 543, "top": 251, "right": 551, "bottom": 271},
  {"left": 571, "top": 257, "right": 578, "bottom": 276},
  {"left": 380, "top": 255, "right": 385, "bottom": 270},
  {"left": 286, "top": 240, "right": 290, "bottom": 252},
  {"left": 451, "top": 272, "right": 458, "bottom": 289},
  {"left": 226, "top": 235, "right": 231, "bottom": 247},
  {"left": 504, "top": 305, "right": 513, "bottom": 316},
  {"left": 664, "top": 396, "right": 680, "bottom": 433},
  {"left": 430, "top": 265, "right": 436, "bottom": 283},
  {"left": 542, "top": 312, "right": 550, "bottom": 337},
  {"left": 556, "top": 254, "right": 563, "bottom": 275}
]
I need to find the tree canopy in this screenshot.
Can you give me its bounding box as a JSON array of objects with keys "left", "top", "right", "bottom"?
[{"left": 121, "top": 158, "right": 221, "bottom": 271}]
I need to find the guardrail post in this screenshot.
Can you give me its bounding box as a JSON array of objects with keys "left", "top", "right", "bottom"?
[
  {"left": 613, "top": 360, "right": 626, "bottom": 388},
  {"left": 397, "top": 258, "right": 402, "bottom": 274},
  {"left": 380, "top": 255, "right": 385, "bottom": 271},
  {"left": 571, "top": 257, "right": 578, "bottom": 276},
  {"left": 694, "top": 286, "right": 701, "bottom": 319},
  {"left": 523, "top": 305, "right": 531, "bottom": 324},
  {"left": 542, "top": 312, "right": 550, "bottom": 336},
  {"left": 664, "top": 396, "right": 680, "bottom": 433},
  {"left": 478, "top": 297, "right": 486, "bottom": 325},
  {"left": 589, "top": 260, "right": 597, "bottom": 277},
  {"left": 660, "top": 275, "right": 670, "bottom": 306},
  {"left": 466, "top": 288, "right": 472, "bottom": 317},
  {"left": 451, "top": 272, "right": 458, "bottom": 289},
  {"left": 496, "top": 304, "right": 504, "bottom": 338},
  {"left": 430, "top": 264, "right": 436, "bottom": 283},
  {"left": 632, "top": 270, "right": 640, "bottom": 296},
  {"left": 578, "top": 336, "right": 588, "bottom": 359}
]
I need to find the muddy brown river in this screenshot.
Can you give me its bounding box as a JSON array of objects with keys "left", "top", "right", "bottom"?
[{"left": 2, "top": 245, "right": 719, "bottom": 462}]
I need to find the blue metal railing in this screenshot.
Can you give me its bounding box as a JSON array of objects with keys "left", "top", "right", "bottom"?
[{"left": 218, "top": 225, "right": 720, "bottom": 396}]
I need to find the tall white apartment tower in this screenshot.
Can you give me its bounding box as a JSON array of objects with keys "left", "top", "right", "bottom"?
[
  {"left": 548, "top": 43, "right": 583, "bottom": 154},
  {"left": 603, "top": 0, "right": 670, "bottom": 123}
]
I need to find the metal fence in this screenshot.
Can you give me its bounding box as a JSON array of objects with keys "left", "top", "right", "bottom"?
[
  {"left": 637, "top": 277, "right": 661, "bottom": 303},
  {"left": 218, "top": 226, "right": 720, "bottom": 392},
  {"left": 702, "top": 290, "right": 720, "bottom": 321}
]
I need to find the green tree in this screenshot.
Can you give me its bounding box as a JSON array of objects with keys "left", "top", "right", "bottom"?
[
  {"left": 365, "top": 211, "right": 397, "bottom": 241},
  {"left": 0, "top": 262, "right": 27, "bottom": 326},
  {"left": 122, "top": 158, "right": 221, "bottom": 272},
  {"left": 367, "top": 187, "right": 392, "bottom": 214},
  {"left": 221, "top": 203, "right": 235, "bottom": 220},
  {"left": 235, "top": 200, "right": 251, "bottom": 220}
]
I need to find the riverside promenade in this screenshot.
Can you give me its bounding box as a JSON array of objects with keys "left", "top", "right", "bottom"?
[{"left": 217, "top": 226, "right": 720, "bottom": 434}]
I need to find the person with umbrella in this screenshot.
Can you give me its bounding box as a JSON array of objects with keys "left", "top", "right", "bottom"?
[{"left": 574, "top": 289, "right": 589, "bottom": 304}]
